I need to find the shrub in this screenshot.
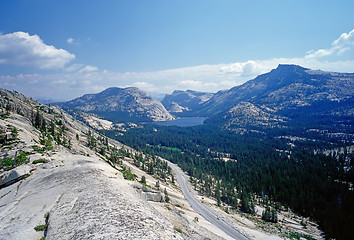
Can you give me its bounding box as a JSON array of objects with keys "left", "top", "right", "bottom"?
[
  {"left": 1, "top": 157, "right": 14, "bottom": 167},
  {"left": 34, "top": 222, "right": 48, "bottom": 231},
  {"left": 16, "top": 151, "right": 29, "bottom": 165},
  {"left": 32, "top": 145, "right": 45, "bottom": 154},
  {"left": 33, "top": 159, "right": 46, "bottom": 164},
  {"left": 174, "top": 227, "right": 183, "bottom": 233},
  {"left": 120, "top": 168, "right": 136, "bottom": 181}
]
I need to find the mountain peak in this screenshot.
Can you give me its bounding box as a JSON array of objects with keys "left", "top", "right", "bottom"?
[
  {"left": 58, "top": 87, "right": 174, "bottom": 122},
  {"left": 275, "top": 64, "right": 309, "bottom": 72}
]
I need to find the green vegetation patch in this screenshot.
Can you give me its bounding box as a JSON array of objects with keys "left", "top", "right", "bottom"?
[
  {"left": 141, "top": 182, "right": 151, "bottom": 188},
  {"left": 120, "top": 168, "right": 136, "bottom": 181},
  {"left": 155, "top": 144, "right": 181, "bottom": 152},
  {"left": 32, "top": 159, "right": 46, "bottom": 164},
  {"left": 34, "top": 222, "right": 48, "bottom": 231},
  {"left": 1, "top": 157, "right": 14, "bottom": 167},
  {"left": 16, "top": 151, "right": 30, "bottom": 164},
  {"left": 32, "top": 145, "right": 45, "bottom": 154},
  {"left": 1, "top": 151, "right": 29, "bottom": 168},
  {"left": 174, "top": 227, "right": 183, "bottom": 233}
]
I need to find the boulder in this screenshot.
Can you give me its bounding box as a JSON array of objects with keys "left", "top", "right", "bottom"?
[
  {"left": 133, "top": 183, "right": 166, "bottom": 202},
  {"left": 143, "top": 191, "right": 165, "bottom": 202},
  {"left": 0, "top": 165, "right": 31, "bottom": 188}
]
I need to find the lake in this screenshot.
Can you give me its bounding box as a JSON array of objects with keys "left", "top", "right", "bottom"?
[{"left": 152, "top": 117, "right": 207, "bottom": 127}]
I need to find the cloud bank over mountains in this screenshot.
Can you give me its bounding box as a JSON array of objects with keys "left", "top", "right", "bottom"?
[{"left": 0, "top": 29, "right": 354, "bottom": 101}]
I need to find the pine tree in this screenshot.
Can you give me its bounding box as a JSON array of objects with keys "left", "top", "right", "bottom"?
[
  {"left": 50, "top": 120, "right": 55, "bottom": 136},
  {"left": 216, "top": 181, "right": 221, "bottom": 206},
  {"left": 262, "top": 206, "right": 277, "bottom": 223},
  {"left": 271, "top": 208, "right": 278, "bottom": 223},
  {"left": 164, "top": 188, "right": 170, "bottom": 202},
  {"left": 35, "top": 110, "right": 41, "bottom": 128},
  {"left": 240, "top": 191, "right": 251, "bottom": 213},
  {"left": 41, "top": 118, "right": 46, "bottom": 132},
  {"left": 140, "top": 175, "right": 146, "bottom": 184},
  {"left": 148, "top": 162, "right": 154, "bottom": 175},
  {"left": 262, "top": 206, "right": 272, "bottom": 222}
]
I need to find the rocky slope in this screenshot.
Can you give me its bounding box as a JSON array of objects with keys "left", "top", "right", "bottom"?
[
  {"left": 221, "top": 101, "right": 287, "bottom": 129},
  {"left": 2, "top": 88, "right": 279, "bottom": 240},
  {"left": 162, "top": 90, "right": 214, "bottom": 114},
  {"left": 0, "top": 89, "right": 184, "bottom": 239},
  {"left": 58, "top": 87, "right": 175, "bottom": 122}
]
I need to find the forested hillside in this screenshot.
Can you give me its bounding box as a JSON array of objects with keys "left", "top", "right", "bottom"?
[{"left": 107, "top": 122, "right": 354, "bottom": 240}]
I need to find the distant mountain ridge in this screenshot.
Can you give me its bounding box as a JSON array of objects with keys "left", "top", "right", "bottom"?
[
  {"left": 201, "top": 64, "right": 353, "bottom": 131},
  {"left": 58, "top": 87, "right": 175, "bottom": 122},
  {"left": 58, "top": 65, "right": 353, "bottom": 130},
  {"left": 161, "top": 90, "right": 214, "bottom": 115},
  {"left": 198, "top": 64, "right": 354, "bottom": 116}
]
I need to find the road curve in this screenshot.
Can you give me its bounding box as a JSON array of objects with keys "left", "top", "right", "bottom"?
[{"left": 167, "top": 161, "right": 249, "bottom": 240}]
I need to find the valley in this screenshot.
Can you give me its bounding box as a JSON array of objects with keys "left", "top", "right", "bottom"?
[
  {"left": 61, "top": 64, "right": 353, "bottom": 240},
  {"left": 1, "top": 64, "right": 353, "bottom": 240},
  {"left": 1, "top": 2, "right": 354, "bottom": 240}
]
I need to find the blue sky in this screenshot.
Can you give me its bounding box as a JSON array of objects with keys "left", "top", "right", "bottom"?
[{"left": 0, "top": 0, "right": 354, "bottom": 100}]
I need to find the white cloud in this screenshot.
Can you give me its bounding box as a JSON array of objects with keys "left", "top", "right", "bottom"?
[
  {"left": 306, "top": 29, "right": 354, "bottom": 58},
  {"left": 219, "top": 60, "right": 270, "bottom": 77},
  {"left": 333, "top": 29, "right": 354, "bottom": 46},
  {"left": 67, "top": 38, "right": 74, "bottom": 44},
  {"left": 131, "top": 82, "right": 158, "bottom": 92},
  {"left": 78, "top": 65, "right": 98, "bottom": 73},
  {"left": 0, "top": 32, "right": 75, "bottom": 69},
  {"left": 66, "top": 64, "right": 84, "bottom": 72},
  {"left": 179, "top": 80, "right": 203, "bottom": 87},
  {"left": 53, "top": 79, "right": 68, "bottom": 85}
]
